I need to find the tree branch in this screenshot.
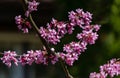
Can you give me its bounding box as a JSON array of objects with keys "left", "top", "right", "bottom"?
[
  {"left": 60, "top": 60, "right": 73, "bottom": 78},
  {"left": 22, "top": 0, "right": 74, "bottom": 78}
]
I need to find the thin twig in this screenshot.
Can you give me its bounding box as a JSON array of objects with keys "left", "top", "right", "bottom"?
[
  {"left": 22, "top": 0, "right": 53, "bottom": 54},
  {"left": 60, "top": 60, "right": 73, "bottom": 78},
  {"left": 29, "top": 15, "right": 54, "bottom": 54}
]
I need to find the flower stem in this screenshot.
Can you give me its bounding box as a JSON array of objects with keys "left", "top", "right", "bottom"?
[
  {"left": 29, "top": 14, "right": 53, "bottom": 54},
  {"left": 23, "top": 0, "right": 53, "bottom": 54},
  {"left": 29, "top": 14, "right": 74, "bottom": 78},
  {"left": 60, "top": 59, "right": 73, "bottom": 78}
]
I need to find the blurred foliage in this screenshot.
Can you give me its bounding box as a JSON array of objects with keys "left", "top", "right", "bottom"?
[
  {"left": 111, "top": 0, "right": 120, "bottom": 31},
  {"left": 106, "top": 0, "right": 120, "bottom": 54}
]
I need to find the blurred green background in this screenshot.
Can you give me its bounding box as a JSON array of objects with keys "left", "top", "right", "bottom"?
[{"left": 0, "top": 0, "right": 120, "bottom": 78}]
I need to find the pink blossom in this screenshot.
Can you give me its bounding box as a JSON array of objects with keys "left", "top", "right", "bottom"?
[
  {"left": 19, "top": 50, "right": 36, "bottom": 65},
  {"left": 1, "top": 51, "right": 18, "bottom": 67},
  {"left": 90, "top": 58, "right": 120, "bottom": 78},
  {"left": 93, "top": 25, "right": 101, "bottom": 31},
  {"left": 89, "top": 72, "right": 107, "bottom": 78},
  {"left": 65, "top": 53, "right": 75, "bottom": 66},
  {"left": 49, "top": 54, "right": 59, "bottom": 64},
  {"left": 39, "top": 27, "right": 61, "bottom": 45},
  {"left": 66, "top": 22, "right": 75, "bottom": 34},
  {"left": 35, "top": 50, "right": 48, "bottom": 65},
  {"left": 83, "top": 25, "right": 101, "bottom": 31},
  {"left": 100, "top": 59, "right": 120, "bottom": 77},
  {"left": 39, "top": 18, "right": 68, "bottom": 45},
  {"left": 68, "top": 8, "right": 92, "bottom": 28},
  {"left": 15, "top": 15, "right": 23, "bottom": 25},
  {"left": 25, "top": 0, "right": 40, "bottom": 17},
  {"left": 63, "top": 42, "right": 87, "bottom": 55},
  {"left": 61, "top": 41, "right": 87, "bottom": 66},
  {"left": 19, "top": 50, "right": 48, "bottom": 65},
  {"left": 63, "top": 53, "right": 79, "bottom": 66},
  {"left": 15, "top": 15, "right": 31, "bottom": 33},
  {"left": 77, "top": 30, "right": 98, "bottom": 44},
  {"left": 47, "top": 18, "right": 67, "bottom": 36}
]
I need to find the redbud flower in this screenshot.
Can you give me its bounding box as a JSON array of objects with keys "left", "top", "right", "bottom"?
[
  {"left": 25, "top": 0, "right": 40, "bottom": 17},
  {"left": 100, "top": 59, "right": 120, "bottom": 77},
  {"left": 39, "top": 18, "right": 68, "bottom": 45},
  {"left": 15, "top": 15, "right": 23, "bottom": 25},
  {"left": 93, "top": 25, "right": 101, "bottom": 31},
  {"left": 49, "top": 54, "right": 59, "bottom": 64},
  {"left": 61, "top": 41, "right": 87, "bottom": 65},
  {"left": 47, "top": 18, "right": 67, "bottom": 36},
  {"left": 39, "top": 27, "right": 61, "bottom": 45},
  {"left": 15, "top": 15, "right": 31, "bottom": 33},
  {"left": 68, "top": 8, "right": 92, "bottom": 28},
  {"left": 35, "top": 50, "right": 48, "bottom": 65},
  {"left": 77, "top": 30, "right": 98, "bottom": 44},
  {"left": 64, "top": 53, "right": 75, "bottom": 66},
  {"left": 89, "top": 72, "right": 107, "bottom": 78},
  {"left": 63, "top": 42, "right": 87, "bottom": 54},
  {"left": 1, "top": 51, "right": 18, "bottom": 67},
  {"left": 83, "top": 25, "right": 101, "bottom": 31},
  {"left": 90, "top": 58, "right": 120, "bottom": 78},
  {"left": 19, "top": 50, "right": 48, "bottom": 65},
  {"left": 66, "top": 22, "right": 75, "bottom": 34},
  {"left": 19, "top": 50, "right": 35, "bottom": 65}
]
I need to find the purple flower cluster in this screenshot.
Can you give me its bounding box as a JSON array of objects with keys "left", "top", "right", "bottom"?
[
  {"left": 1, "top": 51, "right": 18, "bottom": 67},
  {"left": 68, "top": 9, "right": 92, "bottom": 28},
  {"left": 19, "top": 50, "right": 48, "bottom": 65},
  {"left": 59, "top": 23, "right": 99, "bottom": 66},
  {"left": 90, "top": 72, "right": 107, "bottom": 78},
  {"left": 89, "top": 58, "right": 120, "bottom": 78},
  {"left": 49, "top": 54, "right": 59, "bottom": 64},
  {"left": 39, "top": 9, "right": 100, "bottom": 46},
  {"left": 59, "top": 42, "right": 86, "bottom": 66},
  {"left": 25, "top": 0, "right": 40, "bottom": 17},
  {"left": 77, "top": 28, "right": 99, "bottom": 45},
  {"left": 0, "top": 50, "right": 59, "bottom": 67},
  {"left": 15, "top": 15, "right": 31, "bottom": 33},
  {"left": 39, "top": 27, "right": 61, "bottom": 45},
  {"left": 39, "top": 18, "right": 67, "bottom": 45},
  {"left": 15, "top": 0, "right": 39, "bottom": 33},
  {"left": 39, "top": 9, "right": 100, "bottom": 66}
]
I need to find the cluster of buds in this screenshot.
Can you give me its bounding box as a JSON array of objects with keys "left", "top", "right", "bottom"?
[
  {"left": 59, "top": 24, "right": 100, "bottom": 66},
  {"left": 90, "top": 58, "right": 120, "bottom": 78},
  {"left": 0, "top": 50, "right": 59, "bottom": 67},
  {"left": 15, "top": 15, "right": 31, "bottom": 33},
  {"left": 25, "top": 0, "right": 40, "bottom": 17},
  {"left": 15, "top": 0, "right": 40, "bottom": 33},
  {"left": 39, "top": 9, "right": 100, "bottom": 45},
  {"left": 39, "top": 18, "right": 67, "bottom": 45},
  {"left": 0, "top": 51, "right": 18, "bottom": 67}
]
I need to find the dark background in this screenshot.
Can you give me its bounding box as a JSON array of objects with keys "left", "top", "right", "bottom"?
[{"left": 0, "top": 0, "right": 120, "bottom": 78}]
